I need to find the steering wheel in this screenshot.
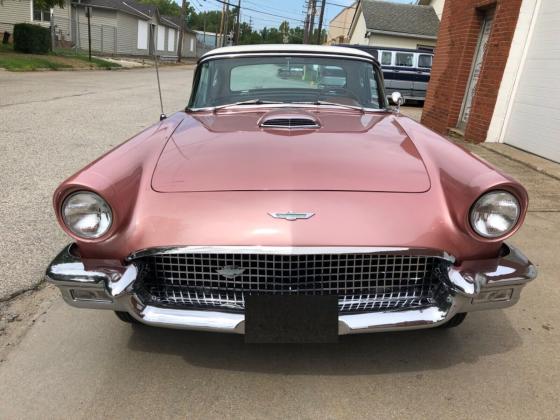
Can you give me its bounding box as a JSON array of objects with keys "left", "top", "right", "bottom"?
[{"left": 317, "top": 87, "right": 362, "bottom": 103}]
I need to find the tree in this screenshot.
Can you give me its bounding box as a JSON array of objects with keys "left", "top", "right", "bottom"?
[
  {"left": 24, "top": 0, "right": 65, "bottom": 8},
  {"left": 137, "top": 0, "right": 181, "bottom": 16}
]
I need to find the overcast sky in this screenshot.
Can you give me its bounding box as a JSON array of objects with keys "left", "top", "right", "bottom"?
[{"left": 187, "top": 0, "right": 415, "bottom": 31}]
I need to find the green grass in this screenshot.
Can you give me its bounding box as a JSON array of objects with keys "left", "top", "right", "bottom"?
[
  {"left": 0, "top": 44, "right": 121, "bottom": 71},
  {"left": 0, "top": 53, "right": 71, "bottom": 71}
]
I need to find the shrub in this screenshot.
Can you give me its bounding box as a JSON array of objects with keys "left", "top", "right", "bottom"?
[{"left": 13, "top": 23, "right": 51, "bottom": 54}]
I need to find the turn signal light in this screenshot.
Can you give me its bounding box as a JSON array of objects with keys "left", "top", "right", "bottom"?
[{"left": 472, "top": 289, "right": 513, "bottom": 304}]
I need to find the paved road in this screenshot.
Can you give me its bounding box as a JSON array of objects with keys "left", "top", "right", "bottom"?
[
  {"left": 1, "top": 68, "right": 560, "bottom": 419},
  {"left": 0, "top": 66, "right": 193, "bottom": 300}
]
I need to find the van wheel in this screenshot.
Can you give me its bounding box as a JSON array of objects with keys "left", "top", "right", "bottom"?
[
  {"left": 114, "top": 311, "right": 140, "bottom": 324},
  {"left": 439, "top": 313, "right": 467, "bottom": 329}
]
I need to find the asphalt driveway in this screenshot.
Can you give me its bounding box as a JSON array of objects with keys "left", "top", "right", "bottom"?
[{"left": 0, "top": 67, "right": 559, "bottom": 419}]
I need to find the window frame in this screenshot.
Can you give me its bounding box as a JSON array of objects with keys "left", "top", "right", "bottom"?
[
  {"left": 418, "top": 54, "right": 433, "bottom": 69},
  {"left": 187, "top": 53, "right": 388, "bottom": 111},
  {"left": 31, "top": 0, "right": 51, "bottom": 22},
  {"left": 379, "top": 51, "right": 393, "bottom": 66},
  {"left": 395, "top": 52, "right": 414, "bottom": 68}
]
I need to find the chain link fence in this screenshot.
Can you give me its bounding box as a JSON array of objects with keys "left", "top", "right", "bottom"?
[{"left": 52, "top": 15, "right": 116, "bottom": 55}]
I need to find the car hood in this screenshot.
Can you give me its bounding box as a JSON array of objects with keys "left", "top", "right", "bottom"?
[{"left": 152, "top": 109, "right": 431, "bottom": 193}]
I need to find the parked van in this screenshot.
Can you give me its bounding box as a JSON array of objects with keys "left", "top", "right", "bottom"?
[{"left": 338, "top": 45, "right": 434, "bottom": 102}]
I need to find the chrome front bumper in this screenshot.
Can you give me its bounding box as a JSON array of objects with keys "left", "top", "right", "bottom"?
[{"left": 46, "top": 244, "right": 536, "bottom": 335}]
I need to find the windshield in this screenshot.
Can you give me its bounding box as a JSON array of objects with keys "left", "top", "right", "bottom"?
[{"left": 188, "top": 55, "right": 386, "bottom": 110}]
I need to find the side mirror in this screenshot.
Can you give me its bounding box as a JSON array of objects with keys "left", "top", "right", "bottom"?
[{"left": 391, "top": 91, "right": 405, "bottom": 112}]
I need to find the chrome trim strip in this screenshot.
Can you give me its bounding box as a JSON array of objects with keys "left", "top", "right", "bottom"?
[
  {"left": 138, "top": 306, "right": 245, "bottom": 333},
  {"left": 188, "top": 103, "right": 387, "bottom": 113},
  {"left": 106, "top": 265, "right": 138, "bottom": 298},
  {"left": 339, "top": 305, "right": 454, "bottom": 334},
  {"left": 198, "top": 52, "right": 376, "bottom": 65},
  {"left": 446, "top": 244, "right": 537, "bottom": 297},
  {"left": 127, "top": 246, "right": 456, "bottom": 262},
  {"left": 46, "top": 244, "right": 117, "bottom": 285},
  {"left": 260, "top": 123, "right": 321, "bottom": 129}
]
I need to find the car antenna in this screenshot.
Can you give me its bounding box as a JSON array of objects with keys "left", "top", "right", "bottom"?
[{"left": 152, "top": 28, "right": 166, "bottom": 121}]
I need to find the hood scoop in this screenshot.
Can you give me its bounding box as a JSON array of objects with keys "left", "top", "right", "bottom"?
[{"left": 259, "top": 115, "right": 320, "bottom": 129}]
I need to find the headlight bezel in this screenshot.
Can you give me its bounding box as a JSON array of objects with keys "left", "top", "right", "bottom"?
[
  {"left": 469, "top": 189, "right": 521, "bottom": 240},
  {"left": 61, "top": 190, "right": 113, "bottom": 240}
]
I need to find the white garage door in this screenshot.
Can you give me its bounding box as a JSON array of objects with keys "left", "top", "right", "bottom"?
[
  {"left": 167, "top": 28, "right": 175, "bottom": 52},
  {"left": 157, "top": 25, "right": 165, "bottom": 51},
  {"left": 504, "top": 0, "right": 560, "bottom": 163}
]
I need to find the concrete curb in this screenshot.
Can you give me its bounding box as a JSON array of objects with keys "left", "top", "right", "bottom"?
[{"left": 480, "top": 144, "right": 560, "bottom": 181}]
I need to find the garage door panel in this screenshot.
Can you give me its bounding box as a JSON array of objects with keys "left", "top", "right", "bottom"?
[
  {"left": 505, "top": 0, "right": 560, "bottom": 163},
  {"left": 512, "top": 92, "right": 560, "bottom": 112}
]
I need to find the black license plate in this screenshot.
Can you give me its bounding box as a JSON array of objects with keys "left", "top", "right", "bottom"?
[{"left": 245, "top": 295, "right": 339, "bottom": 343}]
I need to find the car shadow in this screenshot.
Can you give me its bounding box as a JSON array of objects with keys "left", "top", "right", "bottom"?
[{"left": 126, "top": 310, "right": 522, "bottom": 376}]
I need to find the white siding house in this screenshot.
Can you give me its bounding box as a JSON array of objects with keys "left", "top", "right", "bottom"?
[
  {"left": 0, "top": 0, "right": 185, "bottom": 57},
  {"left": 348, "top": 0, "right": 440, "bottom": 50}
]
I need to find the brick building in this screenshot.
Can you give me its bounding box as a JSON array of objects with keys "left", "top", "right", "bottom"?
[{"left": 421, "top": 0, "right": 559, "bottom": 163}]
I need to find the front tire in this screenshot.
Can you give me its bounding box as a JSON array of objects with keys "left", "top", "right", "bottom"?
[
  {"left": 439, "top": 313, "right": 467, "bottom": 329},
  {"left": 114, "top": 311, "right": 141, "bottom": 324}
]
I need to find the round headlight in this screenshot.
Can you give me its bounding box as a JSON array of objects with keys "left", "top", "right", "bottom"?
[
  {"left": 470, "top": 190, "right": 520, "bottom": 239},
  {"left": 62, "top": 191, "right": 112, "bottom": 239}
]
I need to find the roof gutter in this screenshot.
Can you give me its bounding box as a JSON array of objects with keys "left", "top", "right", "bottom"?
[
  {"left": 366, "top": 29, "right": 437, "bottom": 40},
  {"left": 122, "top": 2, "right": 151, "bottom": 19}
]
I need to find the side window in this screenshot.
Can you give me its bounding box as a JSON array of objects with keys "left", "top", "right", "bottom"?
[
  {"left": 395, "top": 53, "right": 413, "bottom": 67},
  {"left": 418, "top": 54, "right": 433, "bottom": 69},
  {"left": 193, "top": 63, "right": 210, "bottom": 107},
  {"left": 380, "top": 51, "right": 392, "bottom": 66}
]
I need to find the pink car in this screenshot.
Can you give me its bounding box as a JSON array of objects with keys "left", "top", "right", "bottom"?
[{"left": 46, "top": 45, "right": 536, "bottom": 341}]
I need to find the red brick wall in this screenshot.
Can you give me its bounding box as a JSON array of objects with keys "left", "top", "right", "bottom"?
[{"left": 421, "top": 0, "right": 522, "bottom": 143}]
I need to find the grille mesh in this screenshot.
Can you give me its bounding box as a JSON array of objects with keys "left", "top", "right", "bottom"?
[
  {"left": 260, "top": 118, "right": 319, "bottom": 128},
  {"left": 136, "top": 252, "right": 447, "bottom": 313}
]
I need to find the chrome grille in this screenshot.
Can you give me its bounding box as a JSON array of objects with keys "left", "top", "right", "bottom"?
[
  {"left": 260, "top": 117, "right": 319, "bottom": 129},
  {"left": 135, "top": 252, "right": 448, "bottom": 313}
]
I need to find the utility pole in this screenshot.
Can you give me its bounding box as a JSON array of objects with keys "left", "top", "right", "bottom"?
[
  {"left": 218, "top": 2, "right": 226, "bottom": 47},
  {"left": 177, "top": 0, "right": 188, "bottom": 62},
  {"left": 85, "top": 6, "right": 92, "bottom": 61},
  {"left": 235, "top": 0, "right": 241, "bottom": 45},
  {"left": 316, "top": 0, "right": 326, "bottom": 45},
  {"left": 308, "top": 0, "right": 317, "bottom": 45},
  {"left": 223, "top": 2, "right": 230, "bottom": 46},
  {"left": 303, "top": 1, "right": 310, "bottom": 44},
  {"left": 203, "top": 13, "right": 206, "bottom": 49}
]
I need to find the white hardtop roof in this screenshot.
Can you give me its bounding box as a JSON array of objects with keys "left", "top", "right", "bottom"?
[{"left": 200, "top": 44, "right": 375, "bottom": 60}]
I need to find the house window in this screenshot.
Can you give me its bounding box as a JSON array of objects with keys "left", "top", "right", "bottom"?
[
  {"left": 395, "top": 52, "right": 413, "bottom": 67},
  {"left": 418, "top": 54, "right": 433, "bottom": 69},
  {"left": 380, "top": 51, "right": 392, "bottom": 65},
  {"left": 32, "top": 0, "right": 51, "bottom": 22},
  {"left": 190, "top": 38, "right": 194, "bottom": 52}
]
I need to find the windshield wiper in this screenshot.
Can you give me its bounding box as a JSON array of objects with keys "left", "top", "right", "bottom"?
[
  {"left": 213, "top": 99, "right": 284, "bottom": 111},
  {"left": 292, "top": 100, "right": 364, "bottom": 112}
]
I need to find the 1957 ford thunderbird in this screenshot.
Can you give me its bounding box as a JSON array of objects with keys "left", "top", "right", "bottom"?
[{"left": 46, "top": 45, "right": 536, "bottom": 340}]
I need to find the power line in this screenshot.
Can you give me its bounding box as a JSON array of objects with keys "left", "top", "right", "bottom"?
[
  {"left": 204, "top": 0, "right": 351, "bottom": 31},
  {"left": 242, "top": 0, "right": 307, "bottom": 18},
  {"left": 326, "top": 1, "right": 356, "bottom": 8}
]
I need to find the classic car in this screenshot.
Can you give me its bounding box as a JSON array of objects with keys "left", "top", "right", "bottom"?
[{"left": 46, "top": 45, "right": 536, "bottom": 341}]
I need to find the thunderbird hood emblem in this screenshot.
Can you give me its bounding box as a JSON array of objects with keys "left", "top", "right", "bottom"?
[
  {"left": 268, "top": 212, "right": 315, "bottom": 221},
  {"left": 216, "top": 265, "right": 246, "bottom": 279}
]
